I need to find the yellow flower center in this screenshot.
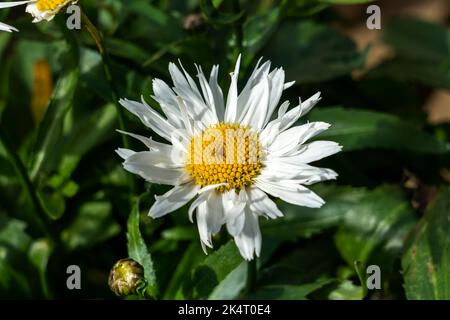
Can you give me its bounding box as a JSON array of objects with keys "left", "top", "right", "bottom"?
[
  {"left": 36, "top": 0, "right": 70, "bottom": 11},
  {"left": 186, "top": 123, "right": 263, "bottom": 193}
]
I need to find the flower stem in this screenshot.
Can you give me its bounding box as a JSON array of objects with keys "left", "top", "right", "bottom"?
[
  {"left": 80, "top": 10, "right": 129, "bottom": 150},
  {"left": 80, "top": 9, "right": 136, "bottom": 199},
  {"left": 0, "top": 126, "right": 55, "bottom": 240},
  {"left": 245, "top": 258, "right": 257, "bottom": 296}
]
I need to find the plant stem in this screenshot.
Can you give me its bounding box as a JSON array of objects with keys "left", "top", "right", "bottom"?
[
  {"left": 80, "top": 10, "right": 129, "bottom": 150},
  {"left": 245, "top": 258, "right": 257, "bottom": 296},
  {"left": 80, "top": 9, "right": 136, "bottom": 199},
  {"left": 0, "top": 126, "right": 55, "bottom": 240},
  {"left": 232, "top": 0, "right": 243, "bottom": 62}
]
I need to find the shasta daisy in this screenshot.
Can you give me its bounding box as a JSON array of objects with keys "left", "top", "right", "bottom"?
[
  {"left": 116, "top": 55, "right": 342, "bottom": 260},
  {"left": 0, "top": 0, "right": 76, "bottom": 32}
]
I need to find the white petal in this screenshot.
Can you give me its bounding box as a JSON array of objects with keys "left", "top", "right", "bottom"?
[
  {"left": 272, "top": 141, "right": 342, "bottom": 164},
  {"left": 261, "top": 161, "right": 338, "bottom": 183},
  {"left": 234, "top": 209, "right": 261, "bottom": 261},
  {"left": 284, "top": 81, "right": 295, "bottom": 90},
  {"left": 222, "top": 189, "right": 246, "bottom": 221},
  {"left": 175, "top": 96, "right": 194, "bottom": 135},
  {"left": 239, "top": 75, "right": 270, "bottom": 130},
  {"left": 223, "top": 190, "right": 247, "bottom": 236},
  {"left": 194, "top": 191, "right": 225, "bottom": 250},
  {"left": 115, "top": 148, "right": 135, "bottom": 160},
  {"left": 224, "top": 54, "right": 241, "bottom": 123},
  {"left": 198, "top": 183, "right": 227, "bottom": 194},
  {"left": 0, "top": 1, "right": 31, "bottom": 9},
  {"left": 255, "top": 178, "right": 325, "bottom": 208},
  {"left": 205, "top": 191, "right": 225, "bottom": 234},
  {"left": 119, "top": 98, "right": 175, "bottom": 142},
  {"left": 209, "top": 65, "right": 225, "bottom": 120},
  {"left": 124, "top": 150, "right": 181, "bottom": 168},
  {"left": 226, "top": 211, "right": 245, "bottom": 237},
  {"left": 151, "top": 79, "right": 183, "bottom": 128},
  {"left": 263, "top": 68, "right": 285, "bottom": 126},
  {"left": 0, "top": 1, "right": 33, "bottom": 32},
  {"left": 196, "top": 65, "right": 219, "bottom": 123},
  {"left": 169, "top": 62, "right": 216, "bottom": 126},
  {"left": 279, "top": 92, "right": 322, "bottom": 131},
  {"left": 188, "top": 191, "right": 209, "bottom": 222},
  {"left": 123, "top": 152, "right": 189, "bottom": 185},
  {"left": 0, "top": 21, "right": 18, "bottom": 32},
  {"left": 196, "top": 201, "right": 213, "bottom": 249},
  {"left": 149, "top": 183, "right": 200, "bottom": 218},
  {"left": 247, "top": 187, "right": 283, "bottom": 219},
  {"left": 116, "top": 129, "right": 172, "bottom": 152},
  {"left": 268, "top": 122, "right": 331, "bottom": 156},
  {"left": 277, "top": 100, "right": 290, "bottom": 119},
  {"left": 236, "top": 59, "right": 271, "bottom": 121}
]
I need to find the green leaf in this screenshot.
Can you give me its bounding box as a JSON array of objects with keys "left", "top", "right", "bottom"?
[
  {"left": 208, "top": 262, "right": 247, "bottom": 300},
  {"left": 207, "top": 238, "right": 279, "bottom": 300},
  {"left": 0, "top": 215, "right": 33, "bottom": 298},
  {"left": 163, "top": 242, "right": 205, "bottom": 299},
  {"left": 264, "top": 20, "right": 367, "bottom": 83},
  {"left": 161, "top": 226, "right": 197, "bottom": 241},
  {"left": 28, "top": 238, "right": 53, "bottom": 298},
  {"left": 307, "top": 107, "right": 450, "bottom": 153},
  {"left": 257, "top": 238, "right": 338, "bottom": 286},
  {"left": 188, "top": 241, "right": 242, "bottom": 299},
  {"left": 328, "top": 280, "right": 364, "bottom": 300},
  {"left": 377, "top": 17, "right": 450, "bottom": 90},
  {"left": 29, "top": 33, "right": 79, "bottom": 181},
  {"left": 334, "top": 185, "right": 417, "bottom": 274},
  {"left": 105, "top": 38, "right": 151, "bottom": 67},
  {"left": 261, "top": 185, "right": 365, "bottom": 240},
  {"left": 38, "top": 190, "right": 65, "bottom": 220},
  {"left": 402, "top": 187, "right": 450, "bottom": 299},
  {"left": 200, "top": 0, "right": 245, "bottom": 26},
  {"left": 127, "top": 198, "right": 158, "bottom": 298},
  {"left": 61, "top": 200, "right": 120, "bottom": 250},
  {"left": 243, "top": 7, "right": 281, "bottom": 61}
]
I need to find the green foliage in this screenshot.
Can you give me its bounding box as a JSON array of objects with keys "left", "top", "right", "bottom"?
[
  {"left": 0, "top": 0, "right": 448, "bottom": 300},
  {"left": 127, "top": 198, "right": 158, "bottom": 298},
  {"left": 402, "top": 187, "right": 450, "bottom": 300},
  {"left": 264, "top": 20, "right": 368, "bottom": 83},
  {"left": 308, "top": 107, "right": 450, "bottom": 153},
  {"left": 377, "top": 17, "right": 450, "bottom": 90}
]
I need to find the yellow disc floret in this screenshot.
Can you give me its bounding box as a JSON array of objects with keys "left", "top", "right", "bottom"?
[
  {"left": 186, "top": 123, "right": 263, "bottom": 193},
  {"left": 36, "top": 0, "right": 70, "bottom": 11}
]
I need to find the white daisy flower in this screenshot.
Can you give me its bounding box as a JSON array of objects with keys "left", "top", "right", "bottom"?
[
  {"left": 0, "top": 0, "right": 76, "bottom": 32},
  {"left": 117, "top": 55, "right": 342, "bottom": 260}
]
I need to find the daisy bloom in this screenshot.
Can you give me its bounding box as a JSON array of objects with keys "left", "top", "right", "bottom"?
[
  {"left": 0, "top": 0, "right": 76, "bottom": 32},
  {"left": 116, "top": 55, "right": 342, "bottom": 260}
]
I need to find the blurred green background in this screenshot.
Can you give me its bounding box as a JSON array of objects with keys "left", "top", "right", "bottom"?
[{"left": 0, "top": 0, "right": 449, "bottom": 299}]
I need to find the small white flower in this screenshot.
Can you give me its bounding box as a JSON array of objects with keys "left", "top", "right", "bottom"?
[
  {"left": 117, "top": 55, "right": 342, "bottom": 260},
  {"left": 0, "top": 0, "right": 76, "bottom": 32}
]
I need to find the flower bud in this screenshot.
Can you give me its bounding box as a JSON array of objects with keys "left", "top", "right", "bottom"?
[{"left": 108, "top": 258, "right": 146, "bottom": 296}]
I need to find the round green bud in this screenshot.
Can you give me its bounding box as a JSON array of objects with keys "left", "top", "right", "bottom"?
[{"left": 108, "top": 258, "right": 146, "bottom": 297}]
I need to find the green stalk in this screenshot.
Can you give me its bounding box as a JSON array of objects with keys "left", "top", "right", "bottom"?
[
  {"left": 80, "top": 10, "right": 129, "bottom": 150},
  {"left": 0, "top": 126, "right": 55, "bottom": 240},
  {"left": 80, "top": 9, "right": 136, "bottom": 198}
]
